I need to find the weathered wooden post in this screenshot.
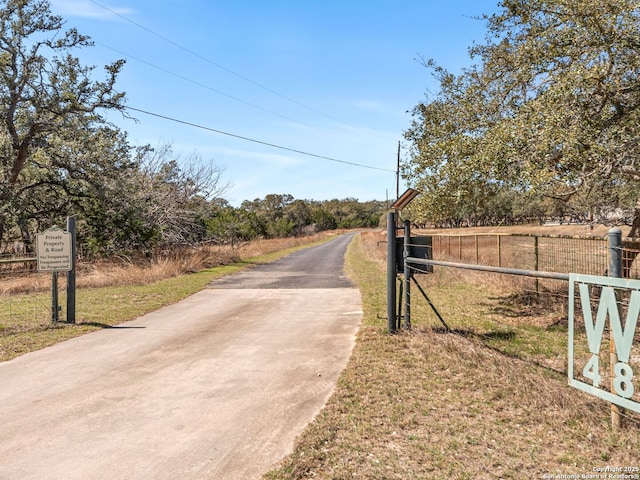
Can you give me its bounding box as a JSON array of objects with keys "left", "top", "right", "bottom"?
[{"left": 66, "top": 216, "right": 76, "bottom": 324}]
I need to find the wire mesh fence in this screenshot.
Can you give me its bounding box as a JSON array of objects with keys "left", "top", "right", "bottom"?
[
  {"left": 429, "top": 233, "right": 621, "bottom": 296},
  {"left": 431, "top": 233, "right": 611, "bottom": 276},
  {"left": 428, "top": 232, "right": 640, "bottom": 297},
  {"left": 0, "top": 255, "right": 55, "bottom": 335}
]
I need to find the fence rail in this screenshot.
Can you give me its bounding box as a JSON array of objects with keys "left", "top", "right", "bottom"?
[
  {"left": 388, "top": 224, "right": 640, "bottom": 334},
  {"left": 407, "top": 257, "right": 571, "bottom": 281},
  {"left": 0, "top": 257, "right": 36, "bottom": 265}
]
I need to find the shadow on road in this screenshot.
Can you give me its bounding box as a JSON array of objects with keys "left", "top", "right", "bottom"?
[{"left": 79, "top": 322, "right": 146, "bottom": 329}]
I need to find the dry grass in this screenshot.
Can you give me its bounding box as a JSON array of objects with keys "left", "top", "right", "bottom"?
[
  {"left": 1, "top": 233, "right": 337, "bottom": 295},
  {"left": 264, "top": 229, "right": 640, "bottom": 480}
]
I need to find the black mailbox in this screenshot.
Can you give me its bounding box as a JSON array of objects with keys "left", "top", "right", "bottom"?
[{"left": 395, "top": 235, "right": 433, "bottom": 274}]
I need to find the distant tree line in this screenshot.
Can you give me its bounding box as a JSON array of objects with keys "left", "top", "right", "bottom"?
[
  {"left": 403, "top": 181, "right": 638, "bottom": 229},
  {"left": 206, "top": 195, "right": 385, "bottom": 247}
]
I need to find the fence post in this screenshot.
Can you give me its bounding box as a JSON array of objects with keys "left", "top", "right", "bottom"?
[
  {"left": 66, "top": 216, "right": 76, "bottom": 324},
  {"left": 387, "top": 211, "right": 397, "bottom": 334},
  {"left": 403, "top": 220, "right": 411, "bottom": 330},
  {"left": 534, "top": 235, "right": 539, "bottom": 297},
  {"left": 51, "top": 271, "right": 59, "bottom": 324},
  {"left": 609, "top": 228, "right": 622, "bottom": 277},
  {"left": 608, "top": 227, "right": 623, "bottom": 429},
  {"left": 475, "top": 235, "right": 479, "bottom": 264}
]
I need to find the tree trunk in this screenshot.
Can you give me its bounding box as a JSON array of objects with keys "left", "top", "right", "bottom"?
[
  {"left": 629, "top": 199, "right": 640, "bottom": 239},
  {"left": 18, "top": 219, "right": 34, "bottom": 254},
  {"left": 0, "top": 216, "right": 5, "bottom": 252}
]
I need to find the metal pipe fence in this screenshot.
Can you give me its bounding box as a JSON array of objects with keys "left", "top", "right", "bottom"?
[
  {"left": 425, "top": 233, "right": 640, "bottom": 299},
  {"left": 429, "top": 233, "right": 636, "bottom": 296},
  {"left": 388, "top": 230, "right": 621, "bottom": 331},
  {"left": 399, "top": 230, "right": 640, "bottom": 426}
]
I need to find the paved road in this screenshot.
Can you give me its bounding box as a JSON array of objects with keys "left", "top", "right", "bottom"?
[{"left": 0, "top": 234, "right": 362, "bottom": 480}]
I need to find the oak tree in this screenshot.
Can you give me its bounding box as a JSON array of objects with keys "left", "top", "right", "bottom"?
[
  {"left": 0, "top": 0, "right": 126, "bottom": 249},
  {"left": 404, "top": 0, "right": 640, "bottom": 229}
]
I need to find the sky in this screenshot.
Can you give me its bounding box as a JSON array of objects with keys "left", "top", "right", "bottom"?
[{"left": 48, "top": 0, "right": 500, "bottom": 206}]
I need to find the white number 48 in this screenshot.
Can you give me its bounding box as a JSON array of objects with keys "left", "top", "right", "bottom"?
[{"left": 582, "top": 354, "right": 635, "bottom": 398}]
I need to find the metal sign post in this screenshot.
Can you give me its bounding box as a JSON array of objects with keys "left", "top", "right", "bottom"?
[
  {"left": 66, "top": 216, "right": 77, "bottom": 324},
  {"left": 568, "top": 274, "right": 640, "bottom": 422}
]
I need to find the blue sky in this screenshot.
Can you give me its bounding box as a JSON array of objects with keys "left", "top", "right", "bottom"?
[{"left": 49, "top": 0, "right": 499, "bottom": 206}]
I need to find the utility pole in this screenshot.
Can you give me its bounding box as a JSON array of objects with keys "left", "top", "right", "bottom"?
[{"left": 396, "top": 141, "right": 400, "bottom": 201}]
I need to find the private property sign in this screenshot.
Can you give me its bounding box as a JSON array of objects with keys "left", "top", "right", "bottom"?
[
  {"left": 36, "top": 226, "right": 72, "bottom": 272},
  {"left": 568, "top": 274, "right": 640, "bottom": 413}
]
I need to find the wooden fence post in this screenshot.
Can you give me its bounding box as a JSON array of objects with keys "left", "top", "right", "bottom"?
[
  {"left": 534, "top": 235, "right": 539, "bottom": 297},
  {"left": 475, "top": 235, "right": 479, "bottom": 264}
]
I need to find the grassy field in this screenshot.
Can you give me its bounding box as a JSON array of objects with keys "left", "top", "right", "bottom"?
[
  {"left": 2, "top": 227, "right": 639, "bottom": 477},
  {"left": 264, "top": 230, "right": 640, "bottom": 479}
]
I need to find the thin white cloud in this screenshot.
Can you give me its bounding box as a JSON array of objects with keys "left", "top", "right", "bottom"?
[
  {"left": 49, "top": 0, "right": 134, "bottom": 19},
  {"left": 164, "top": 141, "right": 305, "bottom": 168},
  {"left": 351, "top": 99, "right": 389, "bottom": 112},
  {"left": 215, "top": 146, "right": 305, "bottom": 167}
]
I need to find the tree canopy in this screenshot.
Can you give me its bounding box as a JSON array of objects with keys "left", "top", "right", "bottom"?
[
  {"left": 404, "top": 0, "right": 640, "bottom": 229},
  {"left": 0, "top": 0, "right": 233, "bottom": 255},
  {"left": 206, "top": 195, "right": 385, "bottom": 245},
  {"left": 0, "top": 0, "right": 127, "bottom": 248}
]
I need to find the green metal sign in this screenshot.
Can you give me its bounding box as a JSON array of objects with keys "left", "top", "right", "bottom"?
[{"left": 568, "top": 274, "right": 640, "bottom": 413}]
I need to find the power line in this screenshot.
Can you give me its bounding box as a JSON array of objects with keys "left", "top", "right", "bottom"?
[
  {"left": 88, "top": 0, "right": 351, "bottom": 126},
  {"left": 87, "top": 1, "right": 398, "bottom": 174},
  {"left": 122, "top": 105, "right": 396, "bottom": 173},
  {"left": 96, "top": 41, "right": 314, "bottom": 128}
]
